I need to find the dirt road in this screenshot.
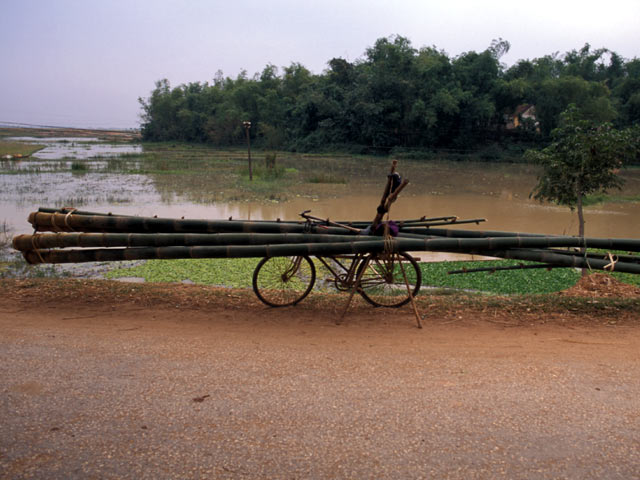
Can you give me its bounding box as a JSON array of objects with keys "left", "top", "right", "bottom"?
[{"left": 1, "top": 280, "right": 639, "bottom": 479}]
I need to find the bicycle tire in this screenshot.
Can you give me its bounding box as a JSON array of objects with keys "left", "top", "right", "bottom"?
[
  {"left": 356, "top": 252, "right": 422, "bottom": 308},
  {"left": 252, "top": 256, "right": 316, "bottom": 307}
]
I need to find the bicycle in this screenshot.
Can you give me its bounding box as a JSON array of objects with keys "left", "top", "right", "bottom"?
[{"left": 252, "top": 212, "right": 422, "bottom": 308}]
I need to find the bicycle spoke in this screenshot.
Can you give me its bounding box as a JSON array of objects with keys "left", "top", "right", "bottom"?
[
  {"left": 253, "top": 256, "right": 316, "bottom": 307},
  {"left": 357, "top": 253, "right": 422, "bottom": 307}
]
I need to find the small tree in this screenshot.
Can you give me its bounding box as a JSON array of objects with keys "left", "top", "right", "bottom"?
[{"left": 526, "top": 105, "right": 638, "bottom": 241}]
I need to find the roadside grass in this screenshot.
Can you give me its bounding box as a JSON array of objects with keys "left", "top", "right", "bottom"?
[
  {"left": 103, "top": 255, "right": 640, "bottom": 296},
  {"left": 0, "top": 260, "right": 63, "bottom": 279},
  {"left": 103, "top": 256, "right": 640, "bottom": 295},
  {"left": 608, "top": 270, "right": 640, "bottom": 287},
  {"left": 105, "top": 258, "right": 262, "bottom": 287},
  {"left": 420, "top": 260, "right": 581, "bottom": 294}
]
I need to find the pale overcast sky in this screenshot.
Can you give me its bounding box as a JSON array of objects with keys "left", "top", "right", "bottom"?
[{"left": 1, "top": 0, "right": 639, "bottom": 128}]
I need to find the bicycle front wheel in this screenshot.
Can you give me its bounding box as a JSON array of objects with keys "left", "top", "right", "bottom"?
[
  {"left": 252, "top": 256, "right": 316, "bottom": 307},
  {"left": 357, "top": 252, "right": 422, "bottom": 308}
]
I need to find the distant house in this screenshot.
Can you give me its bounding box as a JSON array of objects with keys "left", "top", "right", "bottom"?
[{"left": 505, "top": 104, "right": 539, "bottom": 131}]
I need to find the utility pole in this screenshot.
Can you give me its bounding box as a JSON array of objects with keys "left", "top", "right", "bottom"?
[{"left": 243, "top": 121, "right": 252, "bottom": 181}]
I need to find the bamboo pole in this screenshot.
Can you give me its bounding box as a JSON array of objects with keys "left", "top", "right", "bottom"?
[
  {"left": 400, "top": 227, "right": 549, "bottom": 238},
  {"left": 21, "top": 242, "right": 640, "bottom": 275},
  {"left": 21, "top": 241, "right": 397, "bottom": 264},
  {"left": 13, "top": 232, "right": 382, "bottom": 251},
  {"left": 339, "top": 218, "right": 486, "bottom": 228},
  {"left": 448, "top": 264, "right": 563, "bottom": 274},
  {"left": 549, "top": 250, "right": 640, "bottom": 265},
  {"left": 481, "top": 249, "right": 640, "bottom": 275},
  {"left": 37, "top": 207, "right": 134, "bottom": 217},
  {"left": 32, "top": 209, "right": 497, "bottom": 237},
  {"left": 36, "top": 208, "right": 479, "bottom": 230},
  {"left": 18, "top": 231, "right": 640, "bottom": 254},
  {"left": 28, "top": 212, "right": 361, "bottom": 236}
]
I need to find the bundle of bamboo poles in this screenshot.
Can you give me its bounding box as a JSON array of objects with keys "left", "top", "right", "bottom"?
[{"left": 11, "top": 206, "right": 640, "bottom": 275}]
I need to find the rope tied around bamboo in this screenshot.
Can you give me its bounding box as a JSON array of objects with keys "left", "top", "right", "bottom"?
[{"left": 604, "top": 252, "right": 618, "bottom": 271}]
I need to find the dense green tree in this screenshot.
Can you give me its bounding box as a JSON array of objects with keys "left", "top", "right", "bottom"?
[
  {"left": 614, "top": 58, "right": 640, "bottom": 125},
  {"left": 533, "top": 76, "right": 616, "bottom": 136},
  {"left": 138, "top": 36, "right": 640, "bottom": 153},
  {"left": 526, "top": 105, "right": 639, "bottom": 241}
]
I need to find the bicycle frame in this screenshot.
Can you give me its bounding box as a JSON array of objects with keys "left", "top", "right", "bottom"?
[
  {"left": 314, "top": 253, "right": 368, "bottom": 291},
  {"left": 250, "top": 210, "right": 422, "bottom": 309}
]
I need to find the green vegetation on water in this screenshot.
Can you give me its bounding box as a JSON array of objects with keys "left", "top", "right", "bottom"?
[
  {"left": 104, "top": 257, "right": 640, "bottom": 295},
  {"left": 421, "top": 260, "right": 580, "bottom": 294},
  {"left": 105, "top": 258, "right": 262, "bottom": 288}
]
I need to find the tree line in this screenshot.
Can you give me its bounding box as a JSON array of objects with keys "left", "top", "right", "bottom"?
[{"left": 138, "top": 35, "right": 640, "bottom": 153}]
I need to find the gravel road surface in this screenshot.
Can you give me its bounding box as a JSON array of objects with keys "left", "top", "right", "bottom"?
[{"left": 1, "top": 287, "right": 639, "bottom": 479}]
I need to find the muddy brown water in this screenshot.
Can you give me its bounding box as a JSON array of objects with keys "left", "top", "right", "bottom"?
[
  {"left": 2, "top": 179, "right": 639, "bottom": 237},
  {"left": 1, "top": 147, "right": 639, "bottom": 246}
]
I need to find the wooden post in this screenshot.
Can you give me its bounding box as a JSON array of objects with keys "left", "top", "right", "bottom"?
[
  {"left": 397, "top": 253, "right": 423, "bottom": 329},
  {"left": 338, "top": 254, "right": 371, "bottom": 324},
  {"left": 371, "top": 160, "right": 397, "bottom": 231},
  {"left": 243, "top": 121, "right": 252, "bottom": 181}
]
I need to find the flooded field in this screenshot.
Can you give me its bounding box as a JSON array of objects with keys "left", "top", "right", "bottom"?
[
  {"left": 1, "top": 136, "right": 639, "bottom": 242},
  {"left": 7, "top": 136, "right": 141, "bottom": 159}
]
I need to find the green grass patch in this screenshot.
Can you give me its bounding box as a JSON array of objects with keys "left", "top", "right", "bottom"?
[
  {"left": 103, "top": 256, "right": 640, "bottom": 295},
  {"left": 0, "top": 141, "right": 44, "bottom": 157},
  {"left": 105, "top": 258, "right": 261, "bottom": 287},
  {"left": 102, "top": 257, "right": 578, "bottom": 295},
  {"left": 0, "top": 260, "right": 65, "bottom": 279},
  {"left": 584, "top": 193, "right": 640, "bottom": 205},
  {"left": 608, "top": 270, "right": 640, "bottom": 287},
  {"left": 239, "top": 164, "right": 288, "bottom": 181},
  {"left": 420, "top": 259, "right": 581, "bottom": 294}
]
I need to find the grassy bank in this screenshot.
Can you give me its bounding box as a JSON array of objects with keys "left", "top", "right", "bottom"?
[{"left": 0, "top": 141, "right": 45, "bottom": 157}]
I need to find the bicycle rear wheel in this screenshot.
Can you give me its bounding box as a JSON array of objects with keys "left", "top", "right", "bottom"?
[
  {"left": 252, "top": 256, "right": 316, "bottom": 307},
  {"left": 357, "top": 252, "right": 421, "bottom": 308}
]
